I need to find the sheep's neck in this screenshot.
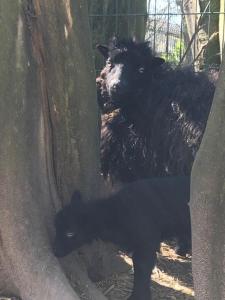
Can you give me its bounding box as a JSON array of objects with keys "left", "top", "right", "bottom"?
[{"left": 121, "top": 96, "right": 153, "bottom": 130}]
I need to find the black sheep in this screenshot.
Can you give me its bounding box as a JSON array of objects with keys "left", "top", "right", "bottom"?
[
  {"left": 54, "top": 176, "right": 191, "bottom": 300},
  {"left": 96, "top": 38, "right": 215, "bottom": 183}
]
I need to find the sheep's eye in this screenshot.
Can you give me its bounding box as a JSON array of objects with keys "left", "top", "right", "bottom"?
[
  {"left": 66, "top": 231, "right": 75, "bottom": 238},
  {"left": 138, "top": 67, "right": 145, "bottom": 74}
]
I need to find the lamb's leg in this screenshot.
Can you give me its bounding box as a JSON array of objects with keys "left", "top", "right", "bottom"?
[
  {"left": 128, "top": 244, "right": 158, "bottom": 300},
  {"left": 175, "top": 236, "right": 191, "bottom": 256},
  {"left": 176, "top": 227, "right": 192, "bottom": 256}
]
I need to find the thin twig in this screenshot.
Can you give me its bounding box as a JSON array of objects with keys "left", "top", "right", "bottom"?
[
  {"left": 178, "top": 25, "right": 204, "bottom": 65},
  {"left": 103, "top": 284, "right": 115, "bottom": 295},
  {"left": 191, "top": 31, "right": 219, "bottom": 66}
]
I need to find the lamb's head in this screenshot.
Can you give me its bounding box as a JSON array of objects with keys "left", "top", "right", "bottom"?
[
  {"left": 53, "top": 191, "right": 92, "bottom": 257},
  {"left": 96, "top": 38, "right": 164, "bottom": 113}
]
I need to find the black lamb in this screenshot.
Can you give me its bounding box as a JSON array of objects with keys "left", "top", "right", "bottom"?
[
  {"left": 53, "top": 176, "right": 191, "bottom": 300},
  {"left": 96, "top": 38, "right": 216, "bottom": 183}
]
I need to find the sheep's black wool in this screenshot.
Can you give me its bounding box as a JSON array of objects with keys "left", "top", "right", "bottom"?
[
  {"left": 54, "top": 176, "right": 191, "bottom": 300},
  {"left": 96, "top": 38, "right": 215, "bottom": 183}
]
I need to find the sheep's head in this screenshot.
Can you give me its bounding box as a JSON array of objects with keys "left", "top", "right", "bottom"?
[{"left": 96, "top": 38, "right": 164, "bottom": 113}]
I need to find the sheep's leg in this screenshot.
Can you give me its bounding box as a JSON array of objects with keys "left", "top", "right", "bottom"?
[{"left": 128, "top": 244, "right": 158, "bottom": 300}]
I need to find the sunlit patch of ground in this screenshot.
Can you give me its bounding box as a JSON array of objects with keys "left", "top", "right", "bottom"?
[{"left": 96, "top": 243, "right": 194, "bottom": 300}]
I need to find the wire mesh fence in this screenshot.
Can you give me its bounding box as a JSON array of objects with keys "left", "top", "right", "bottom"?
[{"left": 88, "top": 0, "right": 225, "bottom": 70}]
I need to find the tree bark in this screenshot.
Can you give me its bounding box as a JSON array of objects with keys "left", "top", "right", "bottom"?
[
  {"left": 0, "top": 0, "right": 106, "bottom": 299},
  {"left": 190, "top": 48, "right": 225, "bottom": 299},
  {"left": 181, "top": 0, "right": 220, "bottom": 69},
  {"left": 199, "top": 0, "right": 220, "bottom": 68},
  {"left": 182, "top": 0, "right": 200, "bottom": 63},
  {"left": 219, "top": 0, "right": 225, "bottom": 59}
]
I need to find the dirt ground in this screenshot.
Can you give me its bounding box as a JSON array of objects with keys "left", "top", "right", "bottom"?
[{"left": 95, "top": 243, "right": 194, "bottom": 300}]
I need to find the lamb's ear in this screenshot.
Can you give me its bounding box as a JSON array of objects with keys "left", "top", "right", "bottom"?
[
  {"left": 152, "top": 57, "right": 165, "bottom": 67},
  {"left": 96, "top": 44, "right": 109, "bottom": 58}
]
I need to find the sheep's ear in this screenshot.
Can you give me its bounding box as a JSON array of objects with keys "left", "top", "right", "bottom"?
[
  {"left": 152, "top": 57, "right": 165, "bottom": 67},
  {"left": 96, "top": 44, "right": 109, "bottom": 58}
]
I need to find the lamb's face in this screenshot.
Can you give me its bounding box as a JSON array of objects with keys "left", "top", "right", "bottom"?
[
  {"left": 53, "top": 192, "right": 92, "bottom": 258},
  {"left": 53, "top": 206, "right": 87, "bottom": 257},
  {"left": 96, "top": 39, "right": 165, "bottom": 113}
]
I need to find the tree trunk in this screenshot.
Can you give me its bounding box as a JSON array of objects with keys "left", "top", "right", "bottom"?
[
  {"left": 190, "top": 48, "right": 225, "bottom": 298},
  {"left": 182, "top": 0, "right": 200, "bottom": 64},
  {"left": 199, "top": 0, "right": 220, "bottom": 68},
  {"left": 0, "top": 0, "right": 106, "bottom": 299},
  {"left": 182, "top": 0, "right": 220, "bottom": 69},
  {"left": 219, "top": 0, "right": 225, "bottom": 59}
]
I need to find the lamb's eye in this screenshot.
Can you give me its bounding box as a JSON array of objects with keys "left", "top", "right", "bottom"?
[
  {"left": 138, "top": 67, "right": 145, "bottom": 73},
  {"left": 66, "top": 231, "right": 75, "bottom": 238}
]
